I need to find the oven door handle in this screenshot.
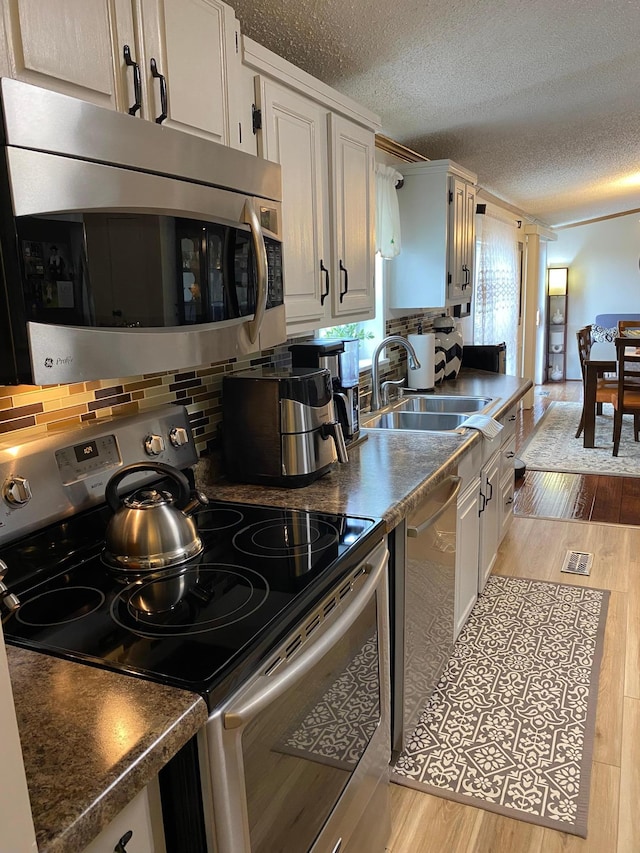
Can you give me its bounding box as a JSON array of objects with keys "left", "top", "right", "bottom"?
[
  {"left": 243, "top": 197, "right": 268, "bottom": 345},
  {"left": 223, "top": 541, "right": 388, "bottom": 729}
]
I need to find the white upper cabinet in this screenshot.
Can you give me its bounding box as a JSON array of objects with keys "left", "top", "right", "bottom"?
[
  {"left": 0, "top": 0, "right": 244, "bottom": 147},
  {"left": 246, "top": 38, "right": 379, "bottom": 336},
  {"left": 448, "top": 175, "right": 476, "bottom": 303},
  {"left": 138, "top": 0, "right": 241, "bottom": 145},
  {"left": 388, "top": 159, "right": 477, "bottom": 316},
  {"left": 0, "top": 0, "right": 135, "bottom": 110},
  {"left": 256, "top": 78, "right": 330, "bottom": 330},
  {"left": 329, "top": 113, "right": 375, "bottom": 320}
]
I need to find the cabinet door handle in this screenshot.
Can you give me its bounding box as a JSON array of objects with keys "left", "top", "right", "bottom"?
[
  {"left": 508, "top": 414, "right": 516, "bottom": 422},
  {"left": 505, "top": 451, "right": 515, "bottom": 459},
  {"left": 505, "top": 496, "right": 514, "bottom": 506},
  {"left": 320, "top": 259, "right": 330, "bottom": 305},
  {"left": 150, "top": 58, "right": 168, "bottom": 124},
  {"left": 478, "top": 491, "right": 486, "bottom": 516},
  {"left": 114, "top": 829, "right": 133, "bottom": 852},
  {"left": 339, "top": 259, "right": 349, "bottom": 303},
  {"left": 462, "top": 264, "right": 470, "bottom": 289},
  {"left": 123, "top": 45, "right": 141, "bottom": 116},
  {"left": 486, "top": 479, "right": 494, "bottom": 502}
]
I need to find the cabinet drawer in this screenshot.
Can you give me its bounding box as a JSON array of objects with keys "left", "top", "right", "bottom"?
[
  {"left": 499, "top": 406, "right": 517, "bottom": 443},
  {"left": 499, "top": 469, "right": 515, "bottom": 543},
  {"left": 457, "top": 439, "right": 484, "bottom": 490},
  {"left": 500, "top": 434, "right": 516, "bottom": 481}
]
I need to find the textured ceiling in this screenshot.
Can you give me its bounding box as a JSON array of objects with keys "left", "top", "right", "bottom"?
[{"left": 231, "top": 0, "right": 640, "bottom": 227}]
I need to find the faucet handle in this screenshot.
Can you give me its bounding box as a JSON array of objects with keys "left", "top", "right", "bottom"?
[{"left": 381, "top": 378, "right": 406, "bottom": 406}]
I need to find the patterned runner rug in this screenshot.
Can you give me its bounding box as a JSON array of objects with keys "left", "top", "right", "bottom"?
[
  {"left": 391, "top": 576, "right": 609, "bottom": 837},
  {"left": 519, "top": 400, "right": 640, "bottom": 476}
]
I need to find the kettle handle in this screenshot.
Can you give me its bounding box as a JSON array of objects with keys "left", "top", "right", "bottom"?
[{"left": 105, "top": 462, "right": 191, "bottom": 513}]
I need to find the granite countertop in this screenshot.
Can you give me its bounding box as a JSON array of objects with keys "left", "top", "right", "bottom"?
[
  {"left": 8, "top": 646, "right": 208, "bottom": 853},
  {"left": 196, "top": 371, "right": 533, "bottom": 529},
  {"left": 8, "top": 369, "right": 530, "bottom": 853}
]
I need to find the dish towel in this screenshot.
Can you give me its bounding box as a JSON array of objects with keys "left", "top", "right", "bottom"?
[{"left": 460, "top": 414, "right": 504, "bottom": 439}]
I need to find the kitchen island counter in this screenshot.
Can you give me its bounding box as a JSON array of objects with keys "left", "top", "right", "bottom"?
[
  {"left": 7, "top": 645, "right": 207, "bottom": 853},
  {"left": 197, "top": 370, "right": 532, "bottom": 529}
]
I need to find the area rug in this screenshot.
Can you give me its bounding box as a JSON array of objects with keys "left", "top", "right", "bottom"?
[
  {"left": 391, "top": 576, "right": 609, "bottom": 837},
  {"left": 519, "top": 400, "right": 640, "bottom": 476}
]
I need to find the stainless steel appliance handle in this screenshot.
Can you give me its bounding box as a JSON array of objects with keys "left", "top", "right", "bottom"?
[
  {"left": 322, "top": 420, "right": 349, "bottom": 463},
  {"left": 406, "top": 476, "right": 461, "bottom": 538},
  {"left": 223, "top": 542, "right": 387, "bottom": 729},
  {"left": 243, "top": 198, "right": 268, "bottom": 345}
]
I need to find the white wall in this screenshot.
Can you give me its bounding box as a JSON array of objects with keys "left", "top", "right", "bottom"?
[
  {"left": 547, "top": 212, "right": 640, "bottom": 379},
  {"left": 0, "top": 629, "right": 37, "bottom": 852}
]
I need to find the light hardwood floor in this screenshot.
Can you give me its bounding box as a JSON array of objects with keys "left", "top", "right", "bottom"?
[{"left": 388, "top": 383, "right": 640, "bottom": 853}]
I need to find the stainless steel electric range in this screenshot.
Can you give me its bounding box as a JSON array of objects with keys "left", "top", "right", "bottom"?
[{"left": 0, "top": 405, "right": 391, "bottom": 853}]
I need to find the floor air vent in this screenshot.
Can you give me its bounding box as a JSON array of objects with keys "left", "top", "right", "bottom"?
[{"left": 561, "top": 550, "right": 594, "bottom": 576}]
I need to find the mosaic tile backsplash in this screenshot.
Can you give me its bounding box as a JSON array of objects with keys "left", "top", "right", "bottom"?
[{"left": 0, "top": 311, "right": 442, "bottom": 456}]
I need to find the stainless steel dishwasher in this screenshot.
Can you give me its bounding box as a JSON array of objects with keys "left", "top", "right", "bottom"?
[{"left": 390, "top": 475, "right": 461, "bottom": 754}]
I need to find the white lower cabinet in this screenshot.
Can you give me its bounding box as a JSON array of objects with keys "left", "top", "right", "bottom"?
[
  {"left": 82, "top": 779, "right": 166, "bottom": 853},
  {"left": 455, "top": 404, "right": 519, "bottom": 635},
  {"left": 455, "top": 476, "right": 480, "bottom": 639}
]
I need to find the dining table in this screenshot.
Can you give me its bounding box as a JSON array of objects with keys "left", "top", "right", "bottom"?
[{"left": 583, "top": 341, "right": 616, "bottom": 448}]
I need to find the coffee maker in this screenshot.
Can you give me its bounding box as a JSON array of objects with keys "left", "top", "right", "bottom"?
[{"left": 289, "top": 338, "right": 361, "bottom": 445}]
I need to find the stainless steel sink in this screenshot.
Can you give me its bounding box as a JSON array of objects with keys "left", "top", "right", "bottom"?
[
  {"left": 362, "top": 410, "right": 469, "bottom": 432},
  {"left": 396, "top": 395, "right": 494, "bottom": 413}
]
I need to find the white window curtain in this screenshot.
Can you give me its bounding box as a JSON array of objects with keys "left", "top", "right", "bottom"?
[
  {"left": 375, "top": 163, "right": 403, "bottom": 258},
  {"left": 474, "top": 214, "right": 519, "bottom": 375}
]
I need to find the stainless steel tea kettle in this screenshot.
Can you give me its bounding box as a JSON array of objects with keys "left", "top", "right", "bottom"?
[{"left": 104, "top": 462, "right": 207, "bottom": 571}]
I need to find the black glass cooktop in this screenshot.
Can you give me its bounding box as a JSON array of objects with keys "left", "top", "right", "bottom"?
[{"left": 2, "top": 500, "right": 383, "bottom": 708}]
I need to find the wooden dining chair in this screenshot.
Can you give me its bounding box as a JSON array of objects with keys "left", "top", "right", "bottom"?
[
  {"left": 575, "top": 326, "right": 617, "bottom": 438},
  {"left": 611, "top": 336, "right": 640, "bottom": 456},
  {"left": 618, "top": 319, "right": 640, "bottom": 336}
]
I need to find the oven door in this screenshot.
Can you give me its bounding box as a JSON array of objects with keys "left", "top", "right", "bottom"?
[{"left": 204, "top": 538, "right": 390, "bottom": 853}]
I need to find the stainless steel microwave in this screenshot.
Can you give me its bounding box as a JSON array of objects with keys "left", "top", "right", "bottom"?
[{"left": 0, "top": 78, "right": 286, "bottom": 386}]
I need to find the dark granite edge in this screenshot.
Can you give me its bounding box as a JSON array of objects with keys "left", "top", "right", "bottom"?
[
  {"left": 49, "top": 699, "right": 207, "bottom": 853},
  {"left": 8, "top": 646, "right": 208, "bottom": 853}
]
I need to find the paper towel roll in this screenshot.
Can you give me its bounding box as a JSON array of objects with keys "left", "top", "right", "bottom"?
[{"left": 407, "top": 333, "right": 435, "bottom": 390}]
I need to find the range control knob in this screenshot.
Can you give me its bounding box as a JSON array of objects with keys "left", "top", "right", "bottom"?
[
  {"left": 3, "top": 476, "right": 32, "bottom": 506},
  {"left": 169, "top": 426, "right": 189, "bottom": 448},
  {"left": 144, "top": 434, "right": 166, "bottom": 456}
]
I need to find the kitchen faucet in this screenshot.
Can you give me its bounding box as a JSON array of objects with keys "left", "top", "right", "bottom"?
[{"left": 370, "top": 336, "right": 421, "bottom": 411}]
